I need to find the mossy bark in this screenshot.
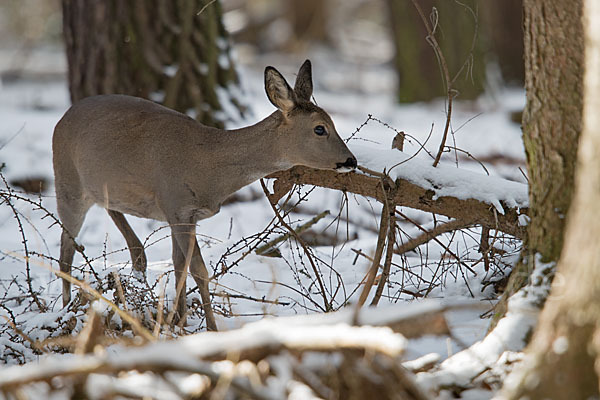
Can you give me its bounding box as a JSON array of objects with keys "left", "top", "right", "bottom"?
[
  {"left": 490, "top": 0, "right": 584, "bottom": 327},
  {"left": 62, "top": 0, "right": 245, "bottom": 128}
]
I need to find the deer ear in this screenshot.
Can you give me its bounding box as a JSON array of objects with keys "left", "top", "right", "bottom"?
[
  {"left": 265, "top": 66, "right": 296, "bottom": 113},
  {"left": 294, "top": 59, "right": 313, "bottom": 102}
]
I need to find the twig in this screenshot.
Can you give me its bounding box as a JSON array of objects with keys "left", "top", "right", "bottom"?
[
  {"left": 351, "top": 248, "right": 433, "bottom": 285},
  {"left": 260, "top": 179, "right": 330, "bottom": 312},
  {"left": 443, "top": 145, "right": 490, "bottom": 175},
  {"left": 255, "top": 210, "right": 330, "bottom": 255},
  {"left": 395, "top": 219, "right": 474, "bottom": 255},
  {"left": 154, "top": 275, "right": 167, "bottom": 338},
  {"left": 111, "top": 271, "right": 129, "bottom": 312},
  {"left": 388, "top": 123, "right": 436, "bottom": 173},
  {"left": 0, "top": 315, "right": 37, "bottom": 349},
  {"left": 215, "top": 292, "right": 290, "bottom": 306},
  {"left": 0, "top": 123, "right": 25, "bottom": 151},
  {"left": 409, "top": 0, "right": 455, "bottom": 167},
  {"left": 1, "top": 186, "right": 100, "bottom": 281},
  {"left": 479, "top": 226, "right": 490, "bottom": 272},
  {"left": 196, "top": 0, "right": 217, "bottom": 15},
  {"left": 345, "top": 114, "right": 372, "bottom": 143},
  {"left": 396, "top": 210, "right": 477, "bottom": 276},
  {"left": 371, "top": 202, "right": 396, "bottom": 306},
  {"left": 354, "top": 180, "right": 390, "bottom": 316},
  {"left": 0, "top": 183, "right": 45, "bottom": 312},
  {"left": 254, "top": 279, "right": 323, "bottom": 312}
]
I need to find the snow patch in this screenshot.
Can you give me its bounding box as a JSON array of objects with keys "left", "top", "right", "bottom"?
[{"left": 415, "top": 255, "right": 553, "bottom": 392}]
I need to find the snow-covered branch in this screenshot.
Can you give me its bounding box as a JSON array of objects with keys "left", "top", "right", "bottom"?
[
  {"left": 268, "top": 144, "right": 528, "bottom": 238},
  {"left": 0, "top": 302, "right": 449, "bottom": 399}
]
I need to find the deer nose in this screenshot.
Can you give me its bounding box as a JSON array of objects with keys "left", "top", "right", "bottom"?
[{"left": 337, "top": 157, "right": 357, "bottom": 169}]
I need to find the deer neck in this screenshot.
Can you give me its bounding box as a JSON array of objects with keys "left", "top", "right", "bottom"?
[{"left": 209, "top": 111, "right": 291, "bottom": 197}]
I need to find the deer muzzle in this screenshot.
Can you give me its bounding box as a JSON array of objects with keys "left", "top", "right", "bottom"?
[{"left": 336, "top": 157, "right": 358, "bottom": 172}]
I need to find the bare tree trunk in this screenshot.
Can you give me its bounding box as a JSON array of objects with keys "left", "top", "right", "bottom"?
[
  {"left": 491, "top": 0, "right": 584, "bottom": 325},
  {"left": 482, "top": 0, "right": 524, "bottom": 85},
  {"left": 502, "top": 1, "right": 600, "bottom": 396},
  {"left": 386, "top": 0, "right": 487, "bottom": 102},
  {"left": 285, "top": 0, "right": 329, "bottom": 49},
  {"left": 62, "top": 0, "right": 245, "bottom": 128}
]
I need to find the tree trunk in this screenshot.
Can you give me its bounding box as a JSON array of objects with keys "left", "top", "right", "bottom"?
[
  {"left": 491, "top": 0, "right": 584, "bottom": 325},
  {"left": 481, "top": 0, "right": 524, "bottom": 85},
  {"left": 62, "top": 0, "right": 245, "bottom": 128},
  {"left": 285, "top": 0, "right": 329, "bottom": 50},
  {"left": 386, "top": 0, "right": 487, "bottom": 102},
  {"left": 502, "top": 1, "right": 600, "bottom": 396}
]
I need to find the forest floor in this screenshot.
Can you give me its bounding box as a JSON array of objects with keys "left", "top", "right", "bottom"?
[{"left": 0, "top": 48, "right": 527, "bottom": 398}]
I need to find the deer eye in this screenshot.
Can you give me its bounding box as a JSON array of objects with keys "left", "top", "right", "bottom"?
[{"left": 314, "top": 125, "right": 326, "bottom": 136}]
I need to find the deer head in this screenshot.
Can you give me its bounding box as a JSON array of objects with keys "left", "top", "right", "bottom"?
[{"left": 264, "top": 60, "right": 357, "bottom": 172}]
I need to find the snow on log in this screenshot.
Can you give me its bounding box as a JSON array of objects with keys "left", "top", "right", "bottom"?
[
  {"left": 352, "top": 145, "right": 528, "bottom": 214},
  {"left": 0, "top": 302, "right": 444, "bottom": 399},
  {"left": 268, "top": 144, "right": 528, "bottom": 238}
]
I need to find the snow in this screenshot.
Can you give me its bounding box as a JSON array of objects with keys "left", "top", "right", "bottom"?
[
  {"left": 416, "top": 255, "right": 553, "bottom": 393},
  {"left": 162, "top": 64, "right": 178, "bottom": 78},
  {"left": 351, "top": 144, "right": 529, "bottom": 214},
  {"left": 551, "top": 336, "right": 568, "bottom": 354},
  {"left": 0, "top": 306, "right": 414, "bottom": 399},
  {"left": 0, "top": 44, "right": 528, "bottom": 398}
]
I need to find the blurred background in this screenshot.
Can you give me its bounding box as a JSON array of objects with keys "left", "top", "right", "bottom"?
[
  {"left": 0, "top": 0, "right": 528, "bottom": 223},
  {"left": 0, "top": 0, "right": 528, "bottom": 194},
  {"left": 0, "top": 0, "right": 524, "bottom": 106}
]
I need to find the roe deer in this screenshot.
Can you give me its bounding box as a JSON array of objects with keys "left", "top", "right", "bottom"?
[{"left": 53, "top": 60, "right": 357, "bottom": 331}]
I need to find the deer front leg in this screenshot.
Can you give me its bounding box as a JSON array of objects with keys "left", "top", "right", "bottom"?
[
  {"left": 170, "top": 222, "right": 218, "bottom": 331},
  {"left": 59, "top": 229, "right": 77, "bottom": 307}
]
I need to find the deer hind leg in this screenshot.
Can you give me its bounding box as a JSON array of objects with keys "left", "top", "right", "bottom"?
[
  {"left": 170, "top": 222, "right": 218, "bottom": 331},
  {"left": 107, "top": 209, "right": 147, "bottom": 273},
  {"left": 56, "top": 191, "right": 91, "bottom": 307}
]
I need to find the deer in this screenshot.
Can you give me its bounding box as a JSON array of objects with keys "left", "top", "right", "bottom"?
[{"left": 53, "top": 60, "right": 357, "bottom": 331}]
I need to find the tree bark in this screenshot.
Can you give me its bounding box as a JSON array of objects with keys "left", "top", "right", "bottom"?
[
  {"left": 491, "top": 0, "right": 584, "bottom": 325},
  {"left": 502, "top": 0, "right": 600, "bottom": 396},
  {"left": 62, "top": 0, "right": 245, "bottom": 128}
]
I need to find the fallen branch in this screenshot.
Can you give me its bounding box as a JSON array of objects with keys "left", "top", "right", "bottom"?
[
  {"left": 0, "top": 303, "right": 445, "bottom": 400},
  {"left": 267, "top": 166, "right": 526, "bottom": 239},
  {"left": 395, "top": 219, "right": 475, "bottom": 255},
  {"left": 255, "top": 210, "right": 330, "bottom": 256}
]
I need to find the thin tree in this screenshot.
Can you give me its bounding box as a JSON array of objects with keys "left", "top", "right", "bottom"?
[
  {"left": 502, "top": 0, "right": 600, "bottom": 396},
  {"left": 491, "top": 0, "right": 583, "bottom": 325}
]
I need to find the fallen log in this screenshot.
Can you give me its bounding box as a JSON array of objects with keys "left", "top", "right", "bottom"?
[{"left": 267, "top": 145, "right": 528, "bottom": 239}]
